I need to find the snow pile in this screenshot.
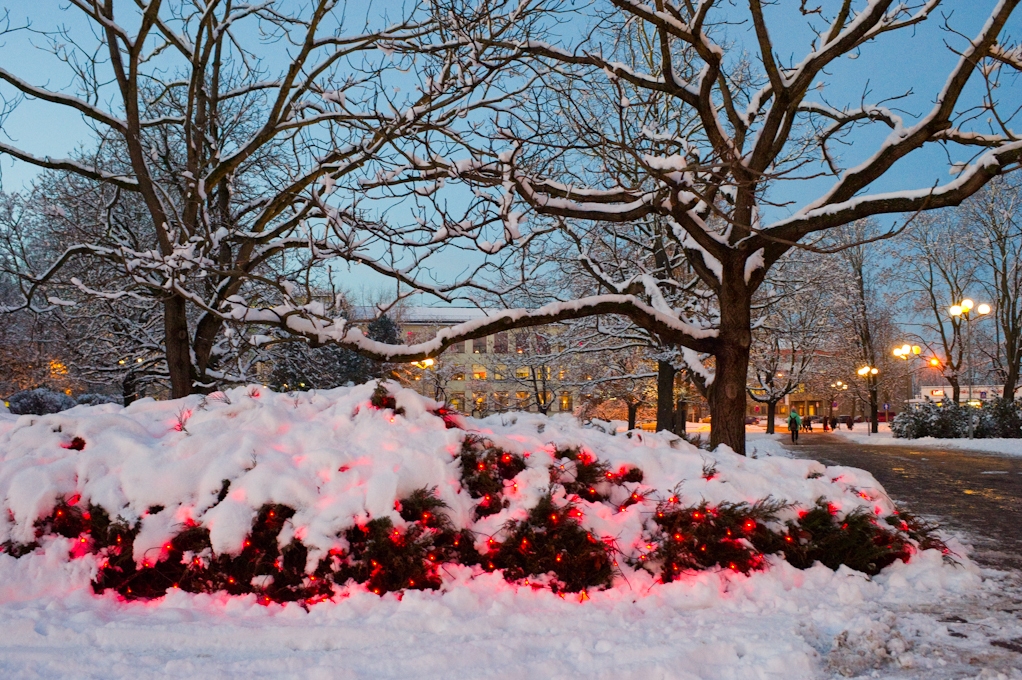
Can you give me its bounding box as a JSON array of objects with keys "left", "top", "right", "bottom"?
[{"left": 0, "top": 383, "right": 948, "bottom": 604}]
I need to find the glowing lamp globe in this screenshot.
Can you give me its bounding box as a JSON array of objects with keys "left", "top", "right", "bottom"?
[
  {"left": 978, "top": 303, "right": 991, "bottom": 315},
  {"left": 961, "top": 299, "right": 974, "bottom": 310}
]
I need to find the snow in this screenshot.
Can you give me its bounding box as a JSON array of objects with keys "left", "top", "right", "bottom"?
[
  {"left": 0, "top": 384, "right": 1011, "bottom": 678},
  {"left": 835, "top": 425, "right": 1022, "bottom": 457}
]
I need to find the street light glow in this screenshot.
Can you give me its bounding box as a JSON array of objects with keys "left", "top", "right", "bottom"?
[
  {"left": 978, "top": 303, "right": 991, "bottom": 315},
  {"left": 961, "top": 299, "right": 974, "bottom": 310},
  {"left": 912, "top": 345, "right": 921, "bottom": 354},
  {"left": 929, "top": 357, "right": 940, "bottom": 367},
  {"left": 870, "top": 367, "right": 878, "bottom": 375},
  {"left": 949, "top": 305, "right": 963, "bottom": 317}
]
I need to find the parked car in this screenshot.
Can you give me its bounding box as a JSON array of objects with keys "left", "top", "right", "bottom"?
[{"left": 744, "top": 416, "right": 760, "bottom": 425}]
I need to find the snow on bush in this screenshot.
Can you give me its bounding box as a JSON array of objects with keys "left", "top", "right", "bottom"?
[
  {"left": 5, "top": 387, "right": 77, "bottom": 415},
  {"left": 892, "top": 398, "right": 1022, "bottom": 439},
  {"left": 0, "top": 382, "right": 947, "bottom": 606}
]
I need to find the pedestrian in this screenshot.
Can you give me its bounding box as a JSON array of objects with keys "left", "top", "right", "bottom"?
[
  {"left": 787, "top": 410, "right": 802, "bottom": 444},
  {"left": 822, "top": 415, "right": 830, "bottom": 432},
  {"left": 805, "top": 416, "right": 813, "bottom": 432}
]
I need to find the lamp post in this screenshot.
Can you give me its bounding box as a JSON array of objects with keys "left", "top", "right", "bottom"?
[
  {"left": 856, "top": 365, "right": 880, "bottom": 435},
  {"left": 949, "top": 299, "right": 992, "bottom": 439},
  {"left": 892, "top": 343, "right": 922, "bottom": 412}
]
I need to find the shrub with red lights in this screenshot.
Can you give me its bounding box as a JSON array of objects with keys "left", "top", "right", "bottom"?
[
  {"left": 641, "top": 498, "right": 790, "bottom": 579},
  {"left": 549, "top": 447, "right": 643, "bottom": 504},
  {"left": 0, "top": 387, "right": 950, "bottom": 606},
  {"left": 457, "top": 435, "right": 528, "bottom": 519},
  {"left": 487, "top": 494, "right": 614, "bottom": 593}
]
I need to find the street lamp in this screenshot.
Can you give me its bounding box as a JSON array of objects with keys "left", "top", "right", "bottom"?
[
  {"left": 856, "top": 366, "right": 880, "bottom": 435},
  {"left": 892, "top": 343, "right": 923, "bottom": 410},
  {"left": 949, "top": 298, "right": 992, "bottom": 438}
]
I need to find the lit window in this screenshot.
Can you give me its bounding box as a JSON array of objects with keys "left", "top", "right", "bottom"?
[
  {"left": 492, "top": 392, "right": 509, "bottom": 410},
  {"left": 515, "top": 367, "right": 530, "bottom": 379},
  {"left": 474, "top": 393, "right": 487, "bottom": 412},
  {"left": 472, "top": 365, "right": 487, "bottom": 380},
  {"left": 559, "top": 392, "right": 573, "bottom": 412},
  {"left": 494, "top": 364, "right": 507, "bottom": 380},
  {"left": 515, "top": 391, "right": 530, "bottom": 409},
  {"left": 450, "top": 393, "right": 465, "bottom": 412},
  {"left": 472, "top": 338, "right": 487, "bottom": 354},
  {"left": 452, "top": 371, "right": 465, "bottom": 381}
]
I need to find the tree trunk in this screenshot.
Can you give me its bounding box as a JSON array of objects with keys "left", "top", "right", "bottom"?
[
  {"left": 949, "top": 377, "right": 961, "bottom": 405},
  {"left": 673, "top": 398, "right": 687, "bottom": 434},
  {"left": 709, "top": 274, "right": 751, "bottom": 455},
  {"left": 192, "top": 312, "right": 224, "bottom": 392},
  {"left": 765, "top": 400, "right": 776, "bottom": 434},
  {"left": 627, "top": 402, "right": 639, "bottom": 431},
  {"left": 1003, "top": 341, "right": 1019, "bottom": 401},
  {"left": 869, "top": 384, "right": 879, "bottom": 433},
  {"left": 164, "top": 295, "right": 192, "bottom": 398},
  {"left": 122, "top": 371, "right": 138, "bottom": 407},
  {"left": 656, "top": 360, "right": 676, "bottom": 431}
]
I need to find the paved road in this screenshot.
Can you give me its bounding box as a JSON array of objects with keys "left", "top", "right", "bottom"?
[{"left": 784, "top": 432, "right": 1022, "bottom": 570}]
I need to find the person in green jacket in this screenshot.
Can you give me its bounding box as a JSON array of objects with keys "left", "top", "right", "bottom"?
[{"left": 787, "top": 411, "right": 802, "bottom": 444}]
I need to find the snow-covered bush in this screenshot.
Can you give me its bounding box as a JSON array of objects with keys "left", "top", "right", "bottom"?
[
  {"left": 75, "top": 393, "right": 122, "bottom": 407},
  {"left": 891, "top": 398, "right": 1022, "bottom": 439},
  {"left": 4, "top": 388, "right": 77, "bottom": 415},
  {"left": 0, "top": 383, "right": 946, "bottom": 606}
]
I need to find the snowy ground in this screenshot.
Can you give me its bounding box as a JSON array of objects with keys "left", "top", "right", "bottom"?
[
  {"left": 833, "top": 425, "right": 1022, "bottom": 457},
  {"left": 2, "top": 547, "right": 1020, "bottom": 680},
  {"left": 1, "top": 387, "right": 1020, "bottom": 679}
]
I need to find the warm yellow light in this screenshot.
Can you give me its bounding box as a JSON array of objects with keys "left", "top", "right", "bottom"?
[
  {"left": 870, "top": 367, "right": 878, "bottom": 375},
  {"left": 912, "top": 345, "right": 921, "bottom": 355},
  {"left": 857, "top": 366, "right": 869, "bottom": 376},
  {"left": 136, "top": 357, "right": 143, "bottom": 363},
  {"left": 961, "top": 299, "right": 974, "bottom": 310},
  {"left": 929, "top": 357, "right": 940, "bottom": 367},
  {"left": 949, "top": 305, "right": 963, "bottom": 317},
  {"left": 893, "top": 348, "right": 903, "bottom": 357},
  {"left": 118, "top": 359, "right": 126, "bottom": 365},
  {"left": 978, "top": 303, "right": 991, "bottom": 315},
  {"left": 901, "top": 344, "right": 911, "bottom": 354}
]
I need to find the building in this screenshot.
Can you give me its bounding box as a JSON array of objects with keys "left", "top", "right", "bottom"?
[
  {"left": 382, "top": 307, "right": 580, "bottom": 417},
  {"left": 913, "top": 385, "right": 1020, "bottom": 405}
]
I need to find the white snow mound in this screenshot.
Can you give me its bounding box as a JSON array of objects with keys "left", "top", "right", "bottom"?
[{"left": 0, "top": 383, "right": 919, "bottom": 583}]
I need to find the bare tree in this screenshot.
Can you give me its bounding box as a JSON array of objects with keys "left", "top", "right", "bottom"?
[
  {"left": 896, "top": 212, "right": 978, "bottom": 403},
  {"left": 0, "top": 0, "right": 540, "bottom": 397},
  {"left": 966, "top": 176, "right": 1022, "bottom": 398},
  {"left": 399, "top": 1, "right": 1022, "bottom": 453}
]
